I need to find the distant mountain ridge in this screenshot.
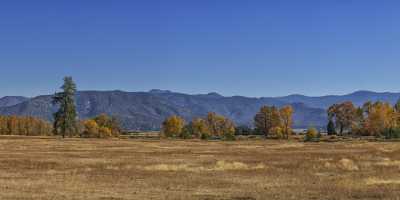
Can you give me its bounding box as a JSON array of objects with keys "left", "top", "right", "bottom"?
[
  {"left": 275, "top": 90, "right": 400, "bottom": 109},
  {"left": 0, "top": 96, "right": 29, "bottom": 107},
  {"left": 0, "top": 90, "right": 398, "bottom": 131}
]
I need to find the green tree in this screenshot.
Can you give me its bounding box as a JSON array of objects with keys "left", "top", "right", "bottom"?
[
  {"left": 395, "top": 99, "right": 400, "bottom": 112},
  {"left": 53, "top": 77, "right": 78, "bottom": 138},
  {"left": 327, "top": 119, "right": 336, "bottom": 135}
]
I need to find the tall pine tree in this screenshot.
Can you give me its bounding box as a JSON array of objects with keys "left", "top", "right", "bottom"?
[{"left": 53, "top": 77, "right": 78, "bottom": 138}]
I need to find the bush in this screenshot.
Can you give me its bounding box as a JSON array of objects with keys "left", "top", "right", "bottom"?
[
  {"left": 223, "top": 131, "right": 236, "bottom": 141},
  {"left": 382, "top": 128, "right": 400, "bottom": 139},
  {"left": 201, "top": 132, "right": 210, "bottom": 140},
  {"left": 305, "top": 127, "right": 319, "bottom": 142},
  {"left": 270, "top": 126, "right": 284, "bottom": 139},
  {"left": 99, "top": 127, "right": 112, "bottom": 138},
  {"left": 180, "top": 125, "right": 193, "bottom": 139},
  {"left": 235, "top": 126, "right": 252, "bottom": 136}
]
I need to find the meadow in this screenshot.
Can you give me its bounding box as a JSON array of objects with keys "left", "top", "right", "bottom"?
[{"left": 0, "top": 136, "right": 399, "bottom": 200}]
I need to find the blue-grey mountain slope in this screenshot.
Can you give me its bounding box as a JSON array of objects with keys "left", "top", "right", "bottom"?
[{"left": 0, "top": 90, "right": 398, "bottom": 131}]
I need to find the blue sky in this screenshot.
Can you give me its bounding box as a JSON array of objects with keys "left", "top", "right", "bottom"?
[{"left": 0, "top": 1, "right": 399, "bottom": 97}]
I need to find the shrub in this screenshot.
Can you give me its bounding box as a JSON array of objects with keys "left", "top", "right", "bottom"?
[
  {"left": 201, "top": 132, "right": 210, "bottom": 140},
  {"left": 180, "top": 125, "right": 193, "bottom": 139},
  {"left": 382, "top": 128, "right": 400, "bottom": 139},
  {"left": 99, "top": 127, "right": 112, "bottom": 138},
  {"left": 305, "top": 127, "right": 319, "bottom": 142},
  {"left": 223, "top": 131, "right": 236, "bottom": 141},
  {"left": 270, "top": 126, "right": 284, "bottom": 139},
  {"left": 235, "top": 126, "right": 252, "bottom": 136}
]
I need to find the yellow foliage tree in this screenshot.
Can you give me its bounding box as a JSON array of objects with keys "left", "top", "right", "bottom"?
[
  {"left": 83, "top": 120, "right": 99, "bottom": 138},
  {"left": 364, "top": 102, "right": 396, "bottom": 136},
  {"left": 254, "top": 105, "right": 293, "bottom": 139},
  {"left": 280, "top": 106, "right": 293, "bottom": 139},
  {"left": 191, "top": 118, "right": 210, "bottom": 138},
  {"left": 206, "top": 112, "right": 235, "bottom": 139},
  {"left": 99, "top": 127, "right": 112, "bottom": 138},
  {"left": 270, "top": 126, "right": 283, "bottom": 139},
  {"left": 162, "top": 115, "right": 185, "bottom": 138},
  {"left": 0, "top": 115, "right": 52, "bottom": 136}
]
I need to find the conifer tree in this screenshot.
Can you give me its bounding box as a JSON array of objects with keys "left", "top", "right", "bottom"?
[
  {"left": 53, "top": 77, "right": 78, "bottom": 138},
  {"left": 327, "top": 119, "right": 336, "bottom": 135}
]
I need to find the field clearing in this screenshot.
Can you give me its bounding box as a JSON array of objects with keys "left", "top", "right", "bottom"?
[{"left": 0, "top": 136, "right": 400, "bottom": 200}]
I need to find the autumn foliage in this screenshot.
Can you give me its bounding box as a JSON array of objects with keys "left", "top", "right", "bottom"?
[
  {"left": 327, "top": 100, "right": 400, "bottom": 137},
  {"left": 82, "top": 114, "right": 121, "bottom": 138},
  {"left": 162, "top": 115, "right": 185, "bottom": 138},
  {"left": 254, "top": 105, "right": 294, "bottom": 139},
  {"left": 162, "top": 112, "right": 236, "bottom": 140},
  {"left": 0, "top": 116, "right": 52, "bottom": 136}
]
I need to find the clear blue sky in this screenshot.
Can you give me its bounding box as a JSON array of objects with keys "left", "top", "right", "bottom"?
[{"left": 1, "top": 1, "right": 399, "bottom": 97}]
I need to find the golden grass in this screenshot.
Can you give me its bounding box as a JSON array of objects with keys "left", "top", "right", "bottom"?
[
  {"left": 0, "top": 136, "right": 399, "bottom": 199},
  {"left": 338, "top": 158, "right": 360, "bottom": 171},
  {"left": 366, "top": 178, "right": 400, "bottom": 185}
]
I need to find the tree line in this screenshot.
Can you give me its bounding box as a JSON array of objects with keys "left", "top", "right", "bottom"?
[
  {"left": 327, "top": 100, "right": 400, "bottom": 138},
  {"left": 0, "top": 116, "right": 52, "bottom": 136},
  {"left": 162, "top": 105, "right": 294, "bottom": 140}
]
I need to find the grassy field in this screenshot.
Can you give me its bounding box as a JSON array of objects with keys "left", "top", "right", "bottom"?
[{"left": 0, "top": 136, "right": 399, "bottom": 200}]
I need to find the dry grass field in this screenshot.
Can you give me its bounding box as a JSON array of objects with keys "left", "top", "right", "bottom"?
[{"left": 0, "top": 136, "right": 400, "bottom": 200}]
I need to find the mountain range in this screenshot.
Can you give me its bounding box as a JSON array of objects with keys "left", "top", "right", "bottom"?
[{"left": 0, "top": 90, "right": 399, "bottom": 131}]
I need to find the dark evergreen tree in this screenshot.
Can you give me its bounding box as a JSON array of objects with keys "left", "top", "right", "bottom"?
[
  {"left": 395, "top": 99, "right": 400, "bottom": 112},
  {"left": 327, "top": 119, "right": 336, "bottom": 135},
  {"left": 52, "top": 77, "right": 78, "bottom": 138}
]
